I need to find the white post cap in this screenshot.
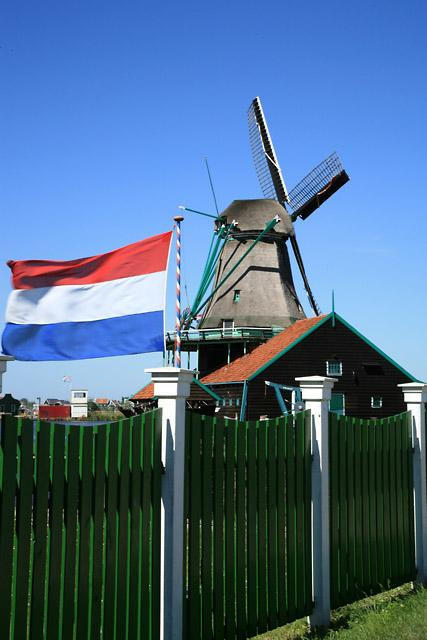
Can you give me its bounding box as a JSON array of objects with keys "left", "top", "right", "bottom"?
[
  {"left": 295, "top": 375, "right": 337, "bottom": 401},
  {"left": 398, "top": 382, "right": 427, "bottom": 405},
  {"left": 145, "top": 367, "right": 195, "bottom": 399}
]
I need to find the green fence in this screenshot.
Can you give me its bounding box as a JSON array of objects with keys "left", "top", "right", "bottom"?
[
  {"left": 184, "top": 410, "right": 313, "bottom": 640},
  {"left": 0, "top": 411, "right": 162, "bottom": 640},
  {"left": 330, "top": 412, "right": 415, "bottom": 608}
]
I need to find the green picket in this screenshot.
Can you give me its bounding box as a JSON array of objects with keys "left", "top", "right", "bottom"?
[
  {"left": 91, "top": 425, "right": 107, "bottom": 640},
  {"left": 303, "top": 411, "right": 312, "bottom": 610},
  {"left": 360, "top": 420, "right": 371, "bottom": 589},
  {"left": 0, "top": 416, "right": 19, "bottom": 639},
  {"left": 46, "top": 425, "right": 66, "bottom": 640},
  {"left": 128, "top": 417, "right": 142, "bottom": 639},
  {"left": 141, "top": 411, "right": 155, "bottom": 640},
  {"left": 117, "top": 419, "right": 131, "bottom": 639},
  {"left": 77, "top": 428, "right": 93, "bottom": 639},
  {"left": 338, "top": 416, "right": 348, "bottom": 604},
  {"left": 201, "top": 415, "right": 214, "bottom": 640},
  {"left": 329, "top": 412, "right": 339, "bottom": 608},
  {"left": 189, "top": 412, "right": 202, "bottom": 640},
  {"left": 276, "top": 419, "right": 286, "bottom": 626},
  {"left": 62, "top": 427, "right": 80, "bottom": 640},
  {"left": 266, "top": 419, "right": 277, "bottom": 628},
  {"left": 212, "top": 417, "right": 225, "bottom": 640},
  {"left": 389, "top": 417, "right": 398, "bottom": 585},
  {"left": 30, "top": 421, "right": 51, "bottom": 640},
  {"left": 285, "top": 417, "right": 297, "bottom": 620},
  {"left": 257, "top": 420, "right": 268, "bottom": 632},
  {"left": 14, "top": 419, "right": 34, "bottom": 640},
  {"left": 224, "top": 420, "right": 236, "bottom": 640},
  {"left": 295, "top": 414, "right": 305, "bottom": 616},
  {"left": 151, "top": 410, "right": 162, "bottom": 640},
  {"left": 236, "top": 419, "right": 246, "bottom": 640}
]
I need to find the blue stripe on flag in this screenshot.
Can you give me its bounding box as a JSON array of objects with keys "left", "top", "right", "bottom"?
[{"left": 2, "top": 311, "right": 164, "bottom": 361}]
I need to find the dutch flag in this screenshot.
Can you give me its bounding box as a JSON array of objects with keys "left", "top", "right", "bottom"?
[{"left": 1, "top": 231, "right": 172, "bottom": 361}]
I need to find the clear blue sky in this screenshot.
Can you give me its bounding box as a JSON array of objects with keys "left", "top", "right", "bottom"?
[{"left": 1, "top": 0, "right": 426, "bottom": 400}]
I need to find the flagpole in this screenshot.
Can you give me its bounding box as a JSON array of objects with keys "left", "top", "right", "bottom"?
[{"left": 174, "top": 215, "right": 184, "bottom": 368}]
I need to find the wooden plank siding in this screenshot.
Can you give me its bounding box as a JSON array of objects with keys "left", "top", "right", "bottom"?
[{"left": 244, "top": 317, "right": 413, "bottom": 420}]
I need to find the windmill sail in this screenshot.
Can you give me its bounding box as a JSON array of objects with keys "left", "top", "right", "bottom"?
[
  {"left": 288, "top": 152, "right": 349, "bottom": 220},
  {"left": 248, "top": 97, "right": 290, "bottom": 204}
]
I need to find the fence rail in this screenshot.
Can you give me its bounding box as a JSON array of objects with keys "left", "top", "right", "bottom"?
[
  {"left": 329, "top": 411, "right": 416, "bottom": 608},
  {"left": 0, "top": 411, "right": 162, "bottom": 640},
  {"left": 184, "top": 410, "right": 313, "bottom": 640}
]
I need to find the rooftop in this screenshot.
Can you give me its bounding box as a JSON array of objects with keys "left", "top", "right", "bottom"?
[{"left": 201, "top": 315, "right": 328, "bottom": 384}]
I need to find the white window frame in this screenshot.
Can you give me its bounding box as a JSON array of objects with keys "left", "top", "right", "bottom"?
[
  {"left": 326, "top": 360, "right": 343, "bottom": 376},
  {"left": 371, "top": 395, "right": 383, "bottom": 409},
  {"left": 222, "top": 319, "right": 234, "bottom": 337}
]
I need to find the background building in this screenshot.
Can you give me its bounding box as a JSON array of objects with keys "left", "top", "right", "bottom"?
[{"left": 70, "top": 389, "right": 88, "bottom": 418}]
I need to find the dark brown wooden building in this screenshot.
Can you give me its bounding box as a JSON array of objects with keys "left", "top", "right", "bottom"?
[
  {"left": 0, "top": 393, "right": 21, "bottom": 416},
  {"left": 201, "top": 313, "right": 417, "bottom": 420}
]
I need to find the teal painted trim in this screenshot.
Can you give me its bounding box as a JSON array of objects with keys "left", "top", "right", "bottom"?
[
  {"left": 193, "top": 378, "right": 222, "bottom": 402},
  {"left": 247, "top": 314, "right": 332, "bottom": 382},
  {"left": 273, "top": 385, "right": 288, "bottom": 415},
  {"left": 333, "top": 313, "right": 419, "bottom": 382},
  {"left": 180, "top": 206, "right": 219, "bottom": 220},
  {"left": 239, "top": 381, "right": 248, "bottom": 421},
  {"left": 332, "top": 290, "right": 336, "bottom": 327}
]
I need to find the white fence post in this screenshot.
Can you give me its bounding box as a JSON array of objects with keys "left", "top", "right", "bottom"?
[
  {"left": 146, "top": 367, "right": 193, "bottom": 640},
  {"left": 296, "top": 375, "right": 336, "bottom": 629},
  {"left": 398, "top": 381, "right": 427, "bottom": 584}
]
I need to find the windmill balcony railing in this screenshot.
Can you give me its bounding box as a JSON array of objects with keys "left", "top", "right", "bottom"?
[{"left": 165, "top": 326, "right": 284, "bottom": 345}]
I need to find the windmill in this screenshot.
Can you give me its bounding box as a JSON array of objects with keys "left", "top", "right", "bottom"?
[
  {"left": 247, "top": 96, "right": 349, "bottom": 316},
  {"left": 166, "top": 97, "right": 349, "bottom": 376}
]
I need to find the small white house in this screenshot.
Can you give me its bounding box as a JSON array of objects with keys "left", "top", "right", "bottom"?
[{"left": 70, "top": 389, "right": 88, "bottom": 418}]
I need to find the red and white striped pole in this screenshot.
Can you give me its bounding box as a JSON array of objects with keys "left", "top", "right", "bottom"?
[{"left": 174, "top": 215, "right": 184, "bottom": 368}]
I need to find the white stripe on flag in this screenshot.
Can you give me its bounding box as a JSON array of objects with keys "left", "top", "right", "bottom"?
[{"left": 6, "top": 271, "right": 166, "bottom": 325}]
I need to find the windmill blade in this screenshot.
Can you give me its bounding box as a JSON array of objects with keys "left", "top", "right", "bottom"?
[
  {"left": 288, "top": 151, "right": 349, "bottom": 221},
  {"left": 248, "top": 97, "right": 290, "bottom": 204},
  {"left": 288, "top": 234, "right": 321, "bottom": 316}
]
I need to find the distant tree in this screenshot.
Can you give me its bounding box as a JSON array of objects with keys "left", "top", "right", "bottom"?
[
  {"left": 20, "top": 398, "right": 30, "bottom": 407},
  {"left": 88, "top": 400, "right": 99, "bottom": 412}
]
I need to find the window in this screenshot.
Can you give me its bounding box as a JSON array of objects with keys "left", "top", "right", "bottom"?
[
  {"left": 330, "top": 393, "right": 345, "bottom": 416},
  {"left": 73, "top": 392, "right": 86, "bottom": 399},
  {"left": 222, "top": 319, "right": 234, "bottom": 336},
  {"left": 326, "top": 360, "right": 342, "bottom": 376},
  {"left": 233, "top": 290, "right": 241, "bottom": 303},
  {"left": 371, "top": 396, "right": 383, "bottom": 409}
]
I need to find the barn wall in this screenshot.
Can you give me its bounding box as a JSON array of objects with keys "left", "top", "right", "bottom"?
[{"left": 246, "top": 317, "right": 414, "bottom": 420}]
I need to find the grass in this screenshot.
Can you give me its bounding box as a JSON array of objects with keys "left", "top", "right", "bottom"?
[{"left": 252, "top": 583, "right": 427, "bottom": 639}]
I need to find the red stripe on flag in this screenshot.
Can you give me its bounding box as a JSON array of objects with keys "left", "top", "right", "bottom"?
[{"left": 8, "top": 232, "right": 172, "bottom": 290}]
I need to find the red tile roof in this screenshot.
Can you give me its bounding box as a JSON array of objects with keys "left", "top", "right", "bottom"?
[
  {"left": 132, "top": 380, "right": 220, "bottom": 402},
  {"left": 132, "top": 383, "right": 154, "bottom": 400},
  {"left": 201, "top": 315, "right": 328, "bottom": 384}
]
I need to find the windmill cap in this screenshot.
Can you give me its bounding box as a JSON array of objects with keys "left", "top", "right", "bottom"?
[{"left": 218, "top": 199, "right": 294, "bottom": 236}]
